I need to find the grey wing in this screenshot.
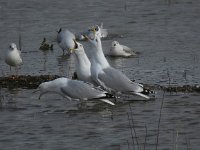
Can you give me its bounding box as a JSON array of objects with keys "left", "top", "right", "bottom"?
[
  {"left": 57, "top": 29, "right": 75, "bottom": 44},
  {"left": 60, "top": 80, "right": 105, "bottom": 99},
  {"left": 121, "top": 45, "right": 135, "bottom": 54},
  {"left": 98, "top": 67, "right": 143, "bottom": 93},
  {"left": 66, "top": 30, "right": 76, "bottom": 40}
]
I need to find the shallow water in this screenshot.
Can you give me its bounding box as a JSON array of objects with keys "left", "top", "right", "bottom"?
[{"left": 0, "top": 0, "right": 200, "bottom": 149}]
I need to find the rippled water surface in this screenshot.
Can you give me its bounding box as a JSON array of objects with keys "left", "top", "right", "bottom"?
[{"left": 0, "top": 0, "right": 200, "bottom": 149}]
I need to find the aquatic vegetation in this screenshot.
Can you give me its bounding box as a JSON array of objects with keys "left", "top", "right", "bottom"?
[
  {"left": 0, "top": 75, "right": 200, "bottom": 93},
  {"left": 0, "top": 75, "right": 60, "bottom": 89}
]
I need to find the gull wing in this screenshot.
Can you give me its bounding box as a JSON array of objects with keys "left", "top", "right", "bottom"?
[
  {"left": 60, "top": 80, "right": 105, "bottom": 100},
  {"left": 98, "top": 67, "right": 143, "bottom": 93},
  {"left": 121, "top": 45, "right": 136, "bottom": 55}
]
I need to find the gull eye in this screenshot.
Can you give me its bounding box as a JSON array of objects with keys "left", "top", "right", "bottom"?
[
  {"left": 96, "top": 39, "right": 98, "bottom": 42},
  {"left": 95, "top": 26, "right": 99, "bottom": 31},
  {"left": 114, "top": 44, "right": 116, "bottom": 46},
  {"left": 9, "top": 45, "right": 14, "bottom": 50}
]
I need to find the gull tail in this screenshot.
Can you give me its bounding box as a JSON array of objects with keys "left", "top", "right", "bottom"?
[
  {"left": 133, "top": 92, "right": 150, "bottom": 99},
  {"left": 105, "top": 92, "right": 115, "bottom": 98},
  {"left": 100, "top": 99, "right": 115, "bottom": 106}
]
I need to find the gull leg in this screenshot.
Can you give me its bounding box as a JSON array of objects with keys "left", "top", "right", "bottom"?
[
  {"left": 95, "top": 78, "right": 114, "bottom": 94},
  {"left": 16, "top": 67, "right": 19, "bottom": 77}
]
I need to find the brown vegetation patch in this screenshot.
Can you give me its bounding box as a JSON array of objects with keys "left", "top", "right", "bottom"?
[{"left": 0, "top": 75, "right": 60, "bottom": 89}]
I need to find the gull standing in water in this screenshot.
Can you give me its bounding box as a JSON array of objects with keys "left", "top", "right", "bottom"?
[
  {"left": 5, "top": 43, "right": 22, "bottom": 73},
  {"left": 85, "top": 25, "right": 149, "bottom": 99},
  {"left": 37, "top": 77, "right": 115, "bottom": 105},
  {"left": 107, "top": 41, "right": 136, "bottom": 57},
  {"left": 57, "top": 28, "right": 76, "bottom": 55}
]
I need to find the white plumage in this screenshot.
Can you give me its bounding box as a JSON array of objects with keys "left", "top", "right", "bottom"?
[
  {"left": 57, "top": 28, "right": 76, "bottom": 55},
  {"left": 38, "top": 77, "right": 115, "bottom": 105},
  {"left": 86, "top": 26, "right": 149, "bottom": 99},
  {"left": 72, "top": 41, "right": 96, "bottom": 85},
  {"left": 5, "top": 43, "right": 22, "bottom": 69},
  {"left": 107, "top": 41, "right": 136, "bottom": 57}
]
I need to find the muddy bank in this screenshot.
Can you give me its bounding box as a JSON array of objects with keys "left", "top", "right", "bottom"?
[
  {"left": 0, "top": 75, "right": 60, "bottom": 89},
  {"left": 0, "top": 75, "right": 200, "bottom": 93}
]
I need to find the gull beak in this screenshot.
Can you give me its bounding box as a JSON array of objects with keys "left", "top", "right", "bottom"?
[
  {"left": 69, "top": 39, "right": 78, "bottom": 53},
  {"left": 83, "top": 35, "right": 89, "bottom": 41},
  {"left": 69, "top": 48, "right": 74, "bottom": 54},
  {"left": 88, "top": 27, "right": 96, "bottom": 35},
  {"left": 91, "top": 27, "right": 96, "bottom": 34}
]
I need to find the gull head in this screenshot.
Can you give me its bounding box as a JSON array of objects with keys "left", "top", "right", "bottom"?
[
  {"left": 85, "top": 27, "right": 102, "bottom": 48},
  {"left": 9, "top": 43, "right": 17, "bottom": 50},
  {"left": 88, "top": 25, "right": 101, "bottom": 38},
  {"left": 111, "top": 41, "right": 120, "bottom": 47},
  {"left": 38, "top": 82, "right": 49, "bottom": 92},
  {"left": 38, "top": 81, "right": 53, "bottom": 99},
  {"left": 71, "top": 40, "right": 85, "bottom": 54}
]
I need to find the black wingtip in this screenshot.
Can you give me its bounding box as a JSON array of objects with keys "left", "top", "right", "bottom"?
[{"left": 105, "top": 93, "right": 115, "bottom": 98}]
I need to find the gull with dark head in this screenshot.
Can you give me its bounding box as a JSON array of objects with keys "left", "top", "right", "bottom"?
[
  {"left": 37, "top": 77, "right": 115, "bottom": 105},
  {"left": 85, "top": 26, "right": 149, "bottom": 99}
]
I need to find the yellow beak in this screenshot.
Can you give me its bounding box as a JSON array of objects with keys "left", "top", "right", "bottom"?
[
  {"left": 68, "top": 48, "right": 74, "bottom": 53},
  {"left": 69, "top": 39, "right": 78, "bottom": 53}
]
